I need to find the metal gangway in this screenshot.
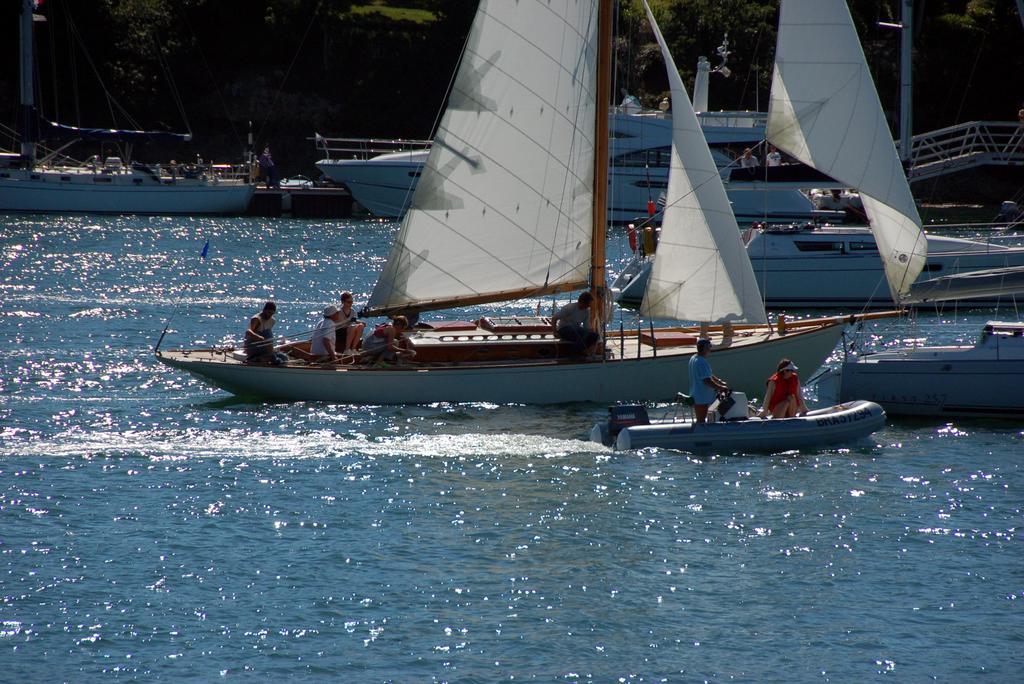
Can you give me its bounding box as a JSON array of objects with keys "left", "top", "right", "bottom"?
[{"left": 904, "top": 120, "right": 1024, "bottom": 181}]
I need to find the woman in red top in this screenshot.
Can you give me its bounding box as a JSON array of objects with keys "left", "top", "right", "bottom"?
[{"left": 760, "top": 358, "right": 808, "bottom": 418}]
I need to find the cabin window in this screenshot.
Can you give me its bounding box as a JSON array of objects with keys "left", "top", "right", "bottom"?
[
  {"left": 923, "top": 263, "right": 942, "bottom": 272},
  {"left": 613, "top": 145, "right": 672, "bottom": 168},
  {"left": 794, "top": 241, "right": 843, "bottom": 252},
  {"left": 408, "top": 171, "right": 421, "bottom": 178},
  {"left": 632, "top": 180, "right": 668, "bottom": 189},
  {"left": 93, "top": 177, "right": 112, "bottom": 183},
  {"left": 30, "top": 174, "right": 41, "bottom": 180},
  {"left": 847, "top": 242, "right": 877, "bottom": 252},
  {"left": 61, "top": 176, "right": 71, "bottom": 181},
  {"left": 133, "top": 178, "right": 143, "bottom": 185}
]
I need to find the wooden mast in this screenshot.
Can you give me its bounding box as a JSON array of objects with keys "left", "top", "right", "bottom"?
[{"left": 590, "top": 0, "right": 613, "bottom": 324}]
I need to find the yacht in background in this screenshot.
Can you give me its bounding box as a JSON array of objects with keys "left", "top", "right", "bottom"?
[
  {"left": 0, "top": 0, "right": 254, "bottom": 216},
  {"left": 613, "top": 224, "right": 1024, "bottom": 309},
  {"left": 315, "top": 48, "right": 841, "bottom": 225},
  {"left": 316, "top": 110, "right": 833, "bottom": 225},
  {"left": 818, "top": 321, "right": 1024, "bottom": 417}
]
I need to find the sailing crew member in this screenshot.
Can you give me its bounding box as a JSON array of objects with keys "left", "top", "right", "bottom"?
[
  {"left": 361, "top": 316, "right": 416, "bottom": 364},
  {"left": 551, "top": 292, "right": 600, "bottom": 357},
  {"left": 244, "top": 301, "right": 277, "bottom": 362},
  {"left": 760, "top": 359, "right": 808, "bottom": 418},
  {"left": 689, "top": 338, "right": 729, "bottom": 423},
  {"left": 311, "top": 305, "right": 343, "bottom": 362},
  {"left": 336, "top": 291, "right": 365, "bottom": 355}
]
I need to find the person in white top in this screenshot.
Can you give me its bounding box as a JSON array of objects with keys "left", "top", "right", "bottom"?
[
  {"left": 766, "top": 145, "right": 782, "bottom": 167},
  {"left": 311, "top": 305, "right": 343, "bottom": 361},
  {"left": 336, "top": 291, "right": 366, "bottom": 355}
]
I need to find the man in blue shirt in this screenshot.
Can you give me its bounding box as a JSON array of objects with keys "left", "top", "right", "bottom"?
[{"left": 688, "top": 338, "right": 729, "bottom": 423}]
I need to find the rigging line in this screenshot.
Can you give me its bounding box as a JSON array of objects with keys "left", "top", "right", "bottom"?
[
  {"left": 47, "top": 0, "right": 59, "bottom": 123},
  {"left": 170, "top": 3, "right": 242, "bottom": 150},
  {"left": 154, "top": 240, "right": 212, "bottom": 353},
  {"left": 64, "top": 15, "right": 141, "bottom": 131},
  {"left": 151, "top": 30, "right": 191, "bottom": 136},
  {"left": 255, "top": 0, "right": 325, "bottom": 145}
]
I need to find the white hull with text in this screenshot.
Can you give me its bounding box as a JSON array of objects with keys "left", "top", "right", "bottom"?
[{"left": 593, "top": 399, "right": 885, "bottom": 453}]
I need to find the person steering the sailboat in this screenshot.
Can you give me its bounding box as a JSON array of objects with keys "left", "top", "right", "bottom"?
[
  {"left": 551, "top": 292, "right": 600, "bottom": 357},
  {"left": 689, "top": 338, "right": 730, "bottom": 424}
]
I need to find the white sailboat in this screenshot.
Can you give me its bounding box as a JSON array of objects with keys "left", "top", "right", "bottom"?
[
  {"left": 157, "top": 0, "right": 853, "bottom": 405},
  {"left": 770, "top": 0, "right": 1024, "bottom": 417},
  {"left": 0, "top": 0, "right": 254, "bottom": 216}
]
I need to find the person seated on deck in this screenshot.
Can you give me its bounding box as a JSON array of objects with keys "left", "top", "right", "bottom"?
[
  {"left": 551, "top": 292, "right": 600, "bottom": 357},
  {"left": 739, "top": 147, "right": 759, "bottom": 169},
  {"left": 760, "top": 358, "right": 808, "bottom": 418},
  {"left": 361, "top": 315, "right": 417, "bottom": 365},
  {"left": 310, "top": 305, "right": 343, "bottom": 362},
  {"left": 336, "top": 291, "right": 366, "bottom": 355},
  {"left": 244, "top": 301, "right": 277, "bottom": 362}
]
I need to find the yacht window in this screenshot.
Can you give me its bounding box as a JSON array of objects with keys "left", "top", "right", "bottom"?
[
  {"left": 847, "top": 241, "right": 877, "bottom": 251},
  {"left": 632, "top": 180, "right": 668, "bottom": 189},
  {"left": 923, "top": 263, "right": 942, "bottom": 272},
  {"left": 613, "top": 145, "right": 672, "bottom": 168},
  {"left": 93, "top": 177, "right": 112, "bottom": 183},
  {"left": 794, "top": 241, "right": 843, "bottom": 252}
]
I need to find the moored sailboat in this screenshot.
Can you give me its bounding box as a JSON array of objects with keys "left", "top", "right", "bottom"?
[
  {"left": 0, "top": 0, "right": 254, "bottom": 216},
  {"left": 157, "top": 0, "right": 854, "bottom": 404}
]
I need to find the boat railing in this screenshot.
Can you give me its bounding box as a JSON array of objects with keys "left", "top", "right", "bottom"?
[
  {"left": 312, "top": 134, "right": 431, "bottom": 160},
  {"left": 905, "top": 120, "right": 1024, "bottom": 180}
]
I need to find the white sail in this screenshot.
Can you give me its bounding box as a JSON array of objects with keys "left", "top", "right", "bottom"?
[
  {"left": 639, "top": 2, "right": 767, "bottom": 324},
  {"left": 368, "top": 0, "right": 599, "bottom": 314},
  {"left": 767, "top": 0, "right": 926, "bottom": 300}
]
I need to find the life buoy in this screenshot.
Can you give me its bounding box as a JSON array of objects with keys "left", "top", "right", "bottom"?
[{"left": 647, "top": 199, "right": 656, "bottom": 216}]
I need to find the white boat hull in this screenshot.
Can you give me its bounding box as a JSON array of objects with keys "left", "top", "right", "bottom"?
[
  {"left": 827, "top": 321, "right": 1024, "bottom": 417},
  {"left": 604, "top": 400, "right": 885, "bottom": 452},
  {"left": 157, "top": 323, "right": 844, "bottom": 404},
  {"left": 0, "top": 172, "right": 254, "bottom": 215},
  {"left": 316, "top": 154, "right": 424, "bottom": 217}
]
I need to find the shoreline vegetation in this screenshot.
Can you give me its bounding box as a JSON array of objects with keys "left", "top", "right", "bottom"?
[{"left": 1, "top": 0, "right": 1022, "bottom": 189}]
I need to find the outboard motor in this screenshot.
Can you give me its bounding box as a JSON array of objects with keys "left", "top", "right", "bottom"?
[{"left": 591, "top": 404, "right": 650, "bottom": 446}]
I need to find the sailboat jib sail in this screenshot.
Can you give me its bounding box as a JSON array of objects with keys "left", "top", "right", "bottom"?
[
  {"left": 639, "top": 1, "right": 767, "bottom": 325},
  {"left": 767, "top": 0, "right": 927, "bottom": 301},
  {"left": 366, "top": 0, "right": 600, "bottom": 316}
]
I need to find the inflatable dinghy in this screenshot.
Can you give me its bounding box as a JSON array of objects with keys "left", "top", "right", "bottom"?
[{"left": 591, "top": 392, "right": 885, "bottom": 453}]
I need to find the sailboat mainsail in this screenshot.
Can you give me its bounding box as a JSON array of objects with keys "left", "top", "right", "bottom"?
[
  {"left": 767, "top": 0, "right": 927, "bottom": 301},
  {"left": 639, "top": 1, "right": 767, "bottom": 325},
  {"left": 367, "top": 1, "right": 599, "bottom": 316}
]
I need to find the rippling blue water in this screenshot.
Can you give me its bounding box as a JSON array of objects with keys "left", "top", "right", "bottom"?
[{"left": 2, "top": 214, "right": 1022, "bottom": 681}]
